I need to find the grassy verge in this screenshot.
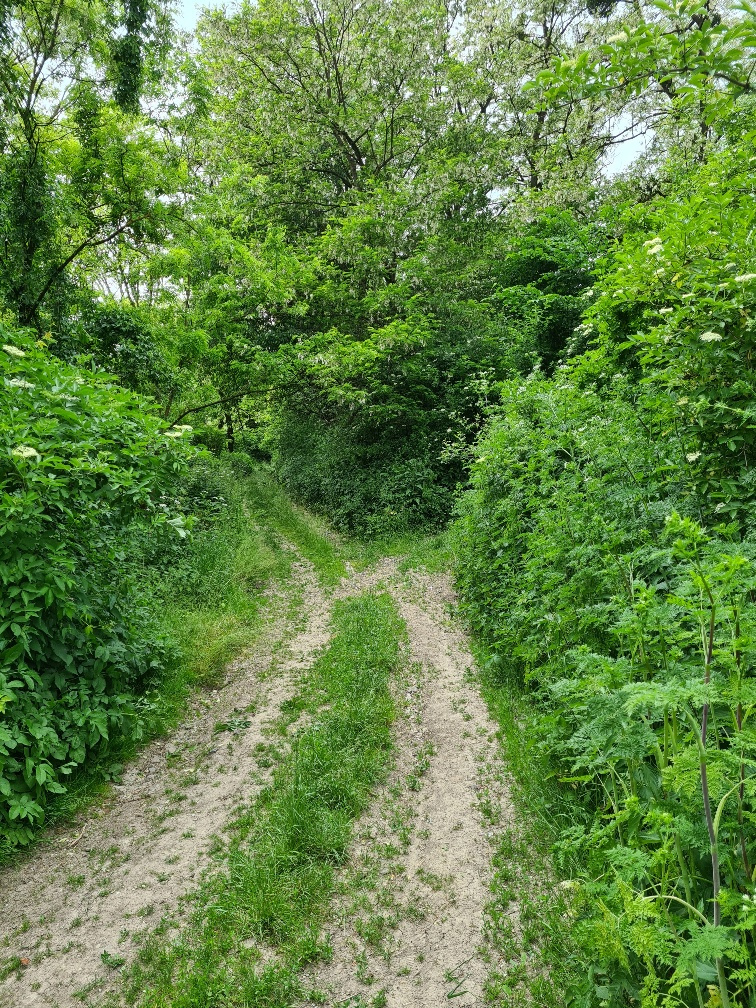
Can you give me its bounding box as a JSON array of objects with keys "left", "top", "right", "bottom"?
[
  {"left": 107, "top": 591, "right": 406, "bottom": 1008},
  {"left": 0, "top": 462, "right": 339, "bottom": 862},
  {"left": 472, "top": 643, "right": 590, "bottom": 1006},
  {"left": 243, "top": 467, "right": 349, "bottom": 586},
  {"left": 158, "top": 469, "right": 296, "bottom": 690}
]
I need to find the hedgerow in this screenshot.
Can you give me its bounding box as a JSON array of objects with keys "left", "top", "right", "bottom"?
[
  {"left": 0, "top": 325, "right": 194, "bottom": 845},
  {"left": 454, "top": 142, "right": 756, "bottom": 1005}
]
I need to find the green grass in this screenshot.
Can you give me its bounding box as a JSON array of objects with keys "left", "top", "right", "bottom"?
[
  {"left": 107, "top": 591, "right": 406, "bottom": 1008},
  {"left": 161, "top": 497, "right": 293, "bottom": 689},
  {"left": 244, "top": 467, "right": 349, "bottom": 585},
  {"left": 353, "top": 528, "right": 453, "bottom": 574},
  {"left": 472, "top": 643, "right": 589, "bottom": 1006},
  {"left": 0, "top": 464, "right": 339, "bottom": 864}
]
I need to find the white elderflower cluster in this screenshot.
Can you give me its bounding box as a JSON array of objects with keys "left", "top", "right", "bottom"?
[
  {"left": 7, "top": 378, "right": 34, "bottom": 388},
  {"left": 2, "top": 344, "right": 26, "bottom": 358},
  {"left": 12, "top": 445, "right": 40, "bottom": 459},
  {"left": 164, "top": 424, "right": 193, "bottom": 438},
  {"left": 700, "top": 332, "right": 723, "bottom": 342}
]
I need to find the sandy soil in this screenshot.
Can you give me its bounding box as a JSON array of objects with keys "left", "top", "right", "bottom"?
[
  {"left": 0, "top": 556, "right": 516, "bottom": 1008},
  {"left": 311, "top": 563, "right": 516, "bottom": 1007},
  {"left": 0, "top": 559, "right": 331, "bottom": 1008}
]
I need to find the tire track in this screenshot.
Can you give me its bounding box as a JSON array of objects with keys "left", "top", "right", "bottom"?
[
  {"left": 0, "top": 557, "right": 332, "bottom": 1008},
  {"left": 310, "top": 563, "right": 516, "bottom": 1007}
]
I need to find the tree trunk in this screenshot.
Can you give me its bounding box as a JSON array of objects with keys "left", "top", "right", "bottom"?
[{"left": 224, "top": 411, "right": 236, "bottom": 452}]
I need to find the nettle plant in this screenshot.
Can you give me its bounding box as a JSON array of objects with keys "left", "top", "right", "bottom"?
[
  {"left": 0, "top": 325, "right": 193, "bottom": 844},
  {"left": 455, "top": 142, "right": 756, "bottom": 1000},
  {"left": 456, "top": 381, "right": 756, "bottom": 1003},
  {"left": 549, "top": 516, "right": 756, "bottom": 1006}
]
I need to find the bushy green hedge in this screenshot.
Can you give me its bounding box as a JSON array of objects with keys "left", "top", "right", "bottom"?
[
  {"left": 263, "top": 289, "right": 586, "bottom": 535},
  {"left": 454, "top": 144, "right": 756, "bottom": 1004},
  {"left": 0, "top": 325, "right": 193, "bottom": 844}
]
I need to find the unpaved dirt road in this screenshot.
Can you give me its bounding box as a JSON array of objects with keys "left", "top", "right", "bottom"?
[
  {"left": 313, "top": 563, "right": 514, "bottom": 1007},
  {"left": 0, "top": 555, "right": 515, "bottom": 1008}
]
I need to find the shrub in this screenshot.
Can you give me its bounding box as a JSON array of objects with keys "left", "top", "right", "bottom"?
[
  {"left": 0, "top": 325, "right": 193, "bottom": 844},
  {"left": 453, "top": 142, "right": 756, "bottom": 1005},
  {"left": 454, "top": 369, "right": 756, "bottom": 1002},
  {"left": 263, "top": 292, "right": 588, "bottom": 535}
]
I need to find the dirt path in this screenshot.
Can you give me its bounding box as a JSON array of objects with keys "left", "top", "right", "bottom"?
[
  {"left": 312, "top": 562, "right": 515, "bottom": 1007},
  {"left": 0, "top": 558, "right": 331, "bottom": 1008},
  {"left": 0, "top": 554, "right": 515, "bottom": 1008}
]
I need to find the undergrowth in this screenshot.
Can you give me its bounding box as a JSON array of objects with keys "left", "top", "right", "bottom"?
[
  {"left": 0, "top": 460, "right": 339, "bottom": 860},
  {"left": 107, "top": 591, "right": 405, "bottom": 1008}
]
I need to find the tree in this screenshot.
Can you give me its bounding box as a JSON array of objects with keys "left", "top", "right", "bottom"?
[{"left": 0, "top": 0, "right": 174, "bottom": 329}]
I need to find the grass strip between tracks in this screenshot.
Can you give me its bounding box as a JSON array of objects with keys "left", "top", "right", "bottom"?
[{"left": 110, "top": 590, "right": 405, "bottom": 1008}]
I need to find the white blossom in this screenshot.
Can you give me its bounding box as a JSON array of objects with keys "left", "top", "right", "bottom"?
[
  {"left": 700, "top": 332, "right": 723, "bottom": 342},
  {"left": 734, "top": 273, "right": 756, "bottom": 283},
  {"left": 164, "top": 424, "right": 193, "bottom": 438},
  {"left": 607, "top": 31, "right": 628, "bottom": 42},
  {"left": 2, "top": 344, "right": 25, "bottom": 358},
  {"left": 7, "top": 378, "right": 34, "bottom": 388},
  {"left": 686, "top": 452, "right": 701, "bottom": 462},
  {"left": 12, "top": 445, "right": 40, "bottom": 459},
  {"left": 659, "top": 308, "right": 674, "bottom": 314}
]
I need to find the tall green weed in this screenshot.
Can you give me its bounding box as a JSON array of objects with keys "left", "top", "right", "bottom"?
[{"left": 0, "top": 326, "right": 194, "bottom": 845}]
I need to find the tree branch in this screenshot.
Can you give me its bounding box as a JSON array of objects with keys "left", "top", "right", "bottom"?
[{"left": 163, "top": 391, "right": 255, "bottom": 431}]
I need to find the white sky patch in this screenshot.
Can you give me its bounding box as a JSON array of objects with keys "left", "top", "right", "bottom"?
[
  {"left": 175, "top": 0, "right": 204, "bottom": 33},
  {"left": 603, "top": 111, "right": 652, "bottom": 177}
]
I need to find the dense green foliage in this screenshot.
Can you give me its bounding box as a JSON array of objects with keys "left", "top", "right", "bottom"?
[
  {"left": 3, "top": 0, "right": 756, "bottom": 1001},
  {"left": 455, "top": 138, "right": 756, "bottom": 1003},
  {"left": 0, "top": 324, "right": 192, "bottom": 844}
]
